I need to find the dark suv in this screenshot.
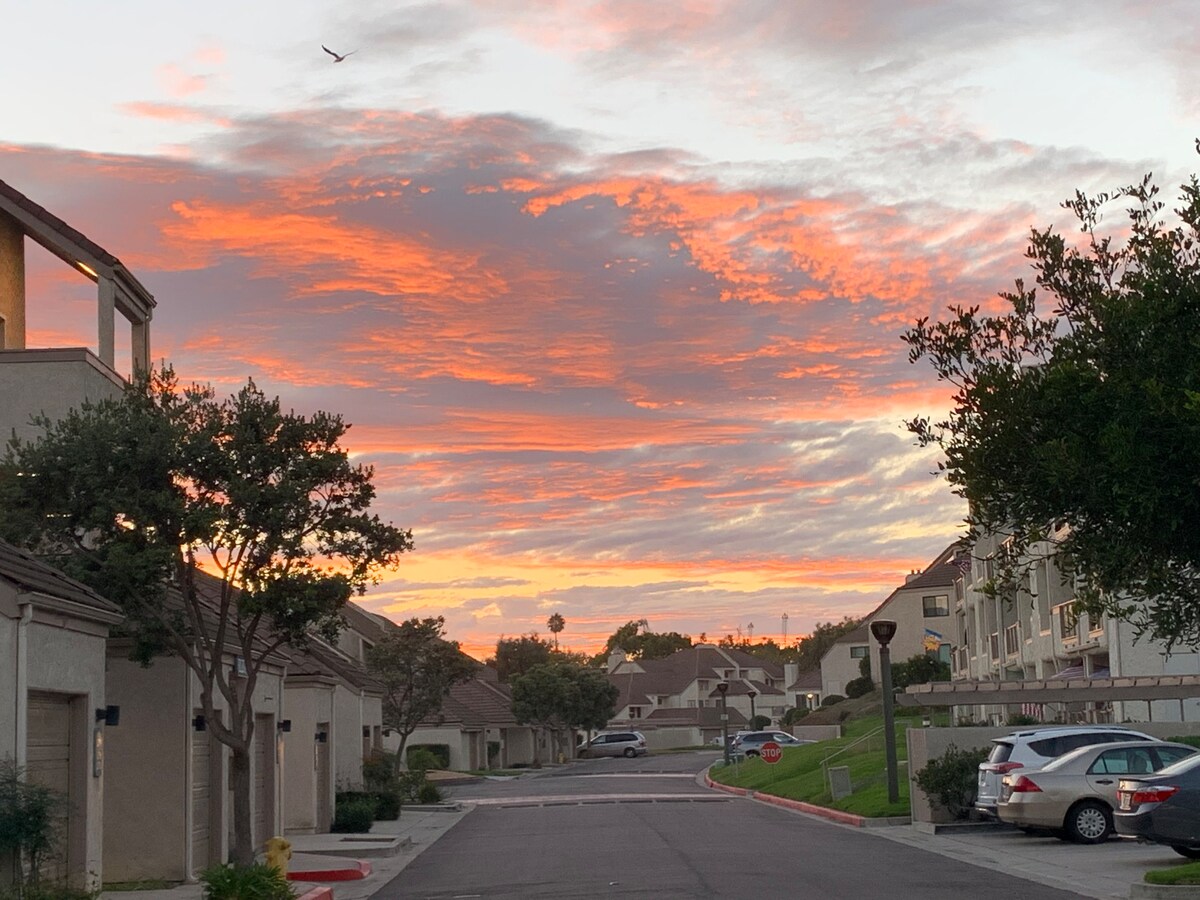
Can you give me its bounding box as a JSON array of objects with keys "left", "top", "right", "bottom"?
[{"left": 731, "top": 731, "right": 812, "bottom": 757}]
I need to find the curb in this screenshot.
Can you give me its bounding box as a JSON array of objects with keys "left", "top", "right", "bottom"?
[
  {"left": 1132, "top": 884, "right": 1200, "bottom": 899},
  {"left": 289, "top": 860, "right": 372, "bottom": 882},
  {"left": 295, "top": 888, "right": 334, "bottom": 900},
  {"left": 704, "top": 772, "right": 908, "bottom": 828}
]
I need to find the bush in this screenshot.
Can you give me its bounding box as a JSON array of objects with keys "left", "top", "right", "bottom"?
[
  {"left": 0, "top": 758, "right": 66, "bottom": 889},
  {"left": 362, "top": 751, "right": 397, "bottom": 788},
  {"left": 199, "top": 864, "right": 294, "bottom": 900},
  {"left": 1006, "top": 713, "right": 1040, "bottom": 726},
  {"left": 1167, "top": 735, "right": 1200, "bottom": 749},
  {"left": 417, "top": 782, "right": 442, "bottom": 804},
  {"left": 331, "top": 797, "right": 375, "bottom": 833},
  {"left": 487, "top": 741, "right": 501, "bottom": 766},
  {"left": 372, "top": 791, "right": 401, "bottom": 820},
  {"left": 820, "top": 694, "right": 846, "bottom": 707},
  {"left": 407, "top": 744, "right": 450, "bottom": 769},
  {"left": 912, "top": 743, "right": 990, "bottom": 820},
  {"left": 845, "top": 677, "right": 874, "bottom": 699},
  {"left": 750, "top": 715, "right": 771, "bottom": 730},
  {"left": 782, "top": 707, "right": 810, "bottom": 725}
]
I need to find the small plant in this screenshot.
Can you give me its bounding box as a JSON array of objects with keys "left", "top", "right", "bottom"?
[
  {"left": 820, "top": 694, "right": 846, "bottom": 707},
  {"left": 1006, "top": 713, "right": 1040, "bottom": 726},
  {"left": 372, "top": 791, "right": 401, "bottom": 820},
  {"left": 330, "top": 798, "right": 375, "bottom": 834},
  {"left": 199, "top": 864, "right": 294, "bottom": 900},
  {"left": 782, "top": 707, "right": 810, "bottom": 725},
  {"left": 361, "top": 751, "right": 397, "bottom": 789},
  {"left": 406, "top": 746, "right": 447, "bottom": 771},
  {"left": 417, "top": 782, "right": 442, "bottom": 804},
  {"left": 0, "top": 758, "right": 66, "bottom": 896},
  {"left": 912, "top": 743, "right": 990, "bottom": 820}
]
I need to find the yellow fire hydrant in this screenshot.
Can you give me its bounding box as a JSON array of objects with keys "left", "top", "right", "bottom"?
[{"left": 265, "top": 836, "right": 292, "bottom": 876}]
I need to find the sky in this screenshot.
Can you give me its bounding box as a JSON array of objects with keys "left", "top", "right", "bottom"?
[{"left": 3, "top": 0, "right": 1198, "bottom": 659}]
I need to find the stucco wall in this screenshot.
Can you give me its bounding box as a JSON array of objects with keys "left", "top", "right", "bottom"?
[
  {"left": 0, "top": 351, "right": 125, "bottom": 445},
  {"left": 282, "top": 683, "right": 334, "bottom": 834},
  {"left": 333, "top": 684, "right": 364, "bottom": 790}
]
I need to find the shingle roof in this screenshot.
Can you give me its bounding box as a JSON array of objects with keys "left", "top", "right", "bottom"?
[
  {"left": 0, "top": 539, "right": 122, "bottom": 619},
  {"left": 609, "top": 644, "right": 786, "bottom": 711},
  {"left": 787, "top": 668, "right": 822, "bottom": 691}
]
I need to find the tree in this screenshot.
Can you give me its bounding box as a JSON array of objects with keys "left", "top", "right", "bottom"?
[
  {"left": 510, "top": 661, "right": 618, "bottom": 765},
  {"left": 593, "top": 619, "right": 691, "bottom": 663},
  {"left": 366, "top": 617, "right": 477, "bottom": 773},
  {"left": 0, "top": 368, "right": 412, "bottom": 865},
  {"left": 903, "top": 161, "right": 1200, "bottom": 647},
  {"left": 546, "top": 612, "right": 566, "bottom": 650},
  {"left": 792, "top": 617, "right": 862, "bottom": 672},
  {"left": 491, "top": 633, "right": 555, "bottom": 681}
]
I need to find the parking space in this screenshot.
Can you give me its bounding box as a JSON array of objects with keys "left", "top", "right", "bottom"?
[{"left": 876, "top": 826, "right": 1192, "bottom": 899}]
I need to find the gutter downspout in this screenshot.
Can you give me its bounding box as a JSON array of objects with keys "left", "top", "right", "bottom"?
[{"left": 15, "top": 596, "right": 33, "bottom": 764}]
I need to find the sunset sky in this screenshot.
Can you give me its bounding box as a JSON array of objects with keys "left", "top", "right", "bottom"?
[{"left": 5, "top": 1, "right": 1198, "bottom": 659}]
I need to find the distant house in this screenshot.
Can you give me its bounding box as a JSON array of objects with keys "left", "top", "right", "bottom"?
[
  {"left": 0, "top": 541, "right": 123, "bottom": 890},
  {"left": 398, "top": 666, "right": 540, "bottom": 770},
  {"left": 605, "top": 644, "right": 788, "bottom": 747},
  {"left": 820, "top": 544, "right": 962, "bottom": 699},
  {"left": 784, "top": 665, "right": 823, "bottom": 710}
]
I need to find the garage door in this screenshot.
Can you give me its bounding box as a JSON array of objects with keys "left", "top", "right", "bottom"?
[
  {"left": 253, "top": 716, "right": 273, "bottom": 848},
  {"left": 191, "top": 710, "right": 211, "bottom": 873},
  {"left": 26, "top": 692, "right": 72, "bottom": 882}
]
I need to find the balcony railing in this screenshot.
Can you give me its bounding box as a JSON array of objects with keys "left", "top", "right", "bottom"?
[
  {"left": 1057, "top": 603, "right": 1080, "bottom": 643},
  {"left": 988, "top": 632, "right": 1000, "bottom": 661}
]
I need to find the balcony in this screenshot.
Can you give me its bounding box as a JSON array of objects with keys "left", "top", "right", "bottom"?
[
  {"left": 1004, "top": 623, "right": 1021, "bottom": 657},
  {"left": 1057, "top": 603, "right": 1080, "bottom": 645},
  {"left": 988, "top": 632, "right": 1000, "bottom": 661}
]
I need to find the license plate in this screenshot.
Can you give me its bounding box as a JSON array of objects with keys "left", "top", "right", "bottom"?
[{"left": 1119, "top": 794, "right": 1132, "bottom": 811}]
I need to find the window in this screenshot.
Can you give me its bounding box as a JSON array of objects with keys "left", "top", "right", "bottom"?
[
  {"left": 937, "top": 643, "right": 951, "bottom": 665},
  {"left": 1089, "top": 748, "right": 1155, "bottom": 776},
  {"left": 628, "top": 707, "right": 642, "bottom": 719},
  {"left": 697, "top": 680, "right": 709, "bottom": 691},
  {"left": 923, "top": 595, "right": 950, "bottom": 617},
  {"left": 849, "top": 646, "right": 868, "bottom": 659}
]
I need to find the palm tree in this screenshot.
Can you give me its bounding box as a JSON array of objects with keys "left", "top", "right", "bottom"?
[{"left": 547, "top": 613, "right": 566, "bottom": 650}]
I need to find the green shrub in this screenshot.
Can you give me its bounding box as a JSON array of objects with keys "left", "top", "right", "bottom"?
[
  {"left": 750, "top": 715, "right": 771, "bottom": 730},
  {"left": 487, "top": 741, "right": 501, "bottom": 766},
  {"left": 372, "top": 791, "right": 401, "bottom": 820},
  {"left": 199, "top": 864, "right": 294, "bottom": 900},
  {"left": 845, "top": 677, "right": 874, "bottom": 699},
  {"left": 0, "top": 758, "right": 66, "bottom": 890},
  {"left": 1006, "top": 713, "right": 1040, "bottom": 726},
  {"left": 417, "top": 782, "right": 442, "bottom": 804},
  {"left": 912, "top": 743, "right": 990, "bottom": 820},
  {"left": 331, "top": 798, "right": 375, "bottom": 833},
  {"left": 361, "top": 751, "right": 397, "bottom": 788},
  {"left": 407, "top": 744, "right": 450, "bottom": 769},
  {"left": 781, "top": 707, "right": 811, "bottom": 725},
  {"left": 820, "top": 694, "right": 846, "bottom": 707},
  {"left": 1167, "top": 736, "right": 1200, "bottom": 749}
]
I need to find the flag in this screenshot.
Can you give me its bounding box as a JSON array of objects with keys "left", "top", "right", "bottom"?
[{"left": 923, "top": 627, "right": 943, "bottom": 652}]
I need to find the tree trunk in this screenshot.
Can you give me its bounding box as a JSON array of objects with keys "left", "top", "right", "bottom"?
[
  {"left": 531, "top": 727, "right": 542, "bottom": 768},
  {"left": 393, "top": 732, "right": 411, "bottom": 777},
  {"left": 229, "top": 743, "right": 254, "bottom": 867}
]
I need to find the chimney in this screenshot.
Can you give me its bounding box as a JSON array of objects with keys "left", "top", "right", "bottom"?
[
  {"left": 905, "top": 569, "right": 921, "bottom": 584},
  {"left": 784, "top": 663, "right": 799, "bottom": 687},
  {"left": 607, "top": 647, "right": 627, "bottom": 673}
]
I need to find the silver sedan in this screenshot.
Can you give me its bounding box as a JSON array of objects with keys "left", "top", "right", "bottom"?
[{"left": 997, "top": 739, "right": 1196, "bottom": 843}]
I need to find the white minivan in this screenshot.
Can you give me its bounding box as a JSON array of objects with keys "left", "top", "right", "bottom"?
[{"left": 976, "top": 725, "right": 1155, "bottom": 817}]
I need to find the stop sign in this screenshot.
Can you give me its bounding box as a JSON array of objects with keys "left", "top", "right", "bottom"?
[{"left": 759, "top": 741, "right": 783, "bottom": 764}]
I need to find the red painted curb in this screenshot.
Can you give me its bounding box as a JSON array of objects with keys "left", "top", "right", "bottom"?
[
  {"left": 753, "top": 791, "right": 865, "bottom": 827},
  {"left": 295, "top": 887, "right": 333, "bottom": 900},
  {"left": 288, "top": 860, "right": 372, "bottom": 882},
  {"left": 704, "top": 775, "right": 751, "bottom": 797}
]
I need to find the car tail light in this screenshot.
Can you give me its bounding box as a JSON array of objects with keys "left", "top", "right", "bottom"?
[
  {"left": 1010, "top": 776, "right": 1042, "bottom": 793},
  {"left": 986, "top": 762, "right": 1024, "bottom": 774},
  {"left": 1132, "top": 786, "right": 1180, "bottom": 805}
]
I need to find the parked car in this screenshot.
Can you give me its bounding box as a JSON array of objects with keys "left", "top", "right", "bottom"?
[
  {"left": 731, "top": 731, "right": 813, "bottom": 757},
  {"left": 1115, "top": 751, "right": 1200, "bottom": 857},
  {"left": 996, "top": 740, "right": 1196, "bottom": 843},
  {"left": 579, "top": 731, "right": 648, "bottom": 758},
  {"left": 976, "top": 725, "right": 1155, "bottom": 817}
]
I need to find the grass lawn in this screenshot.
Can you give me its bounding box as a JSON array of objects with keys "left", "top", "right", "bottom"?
[
  {"left": 1146, "top": 862, "right": 1200, "bottom": 885},
  {"left": 708, "top": 713, "right": 912, "bottom": 818}
]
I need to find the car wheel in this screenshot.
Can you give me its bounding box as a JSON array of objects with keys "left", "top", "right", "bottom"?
[
  {"left": 623, "top": 747, "right": 636, "bottom": 758},
  {"left": 1173, "top": 846, "right": 1200, "bottom": 859},
  {"left": 746, "top": 750, "right": 760, "bottom": 758},
  {"left": 1065, "top": 800, "right": 1112, "bottom": 844}
]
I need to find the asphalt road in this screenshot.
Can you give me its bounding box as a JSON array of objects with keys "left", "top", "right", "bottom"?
[{"left": 377, "top": 752, "right": 1088, "bottom": 900}]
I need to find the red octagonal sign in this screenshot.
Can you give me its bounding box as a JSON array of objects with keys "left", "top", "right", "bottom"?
[{"left": 759, "top": 740, "right": 783, "bottom": 764}]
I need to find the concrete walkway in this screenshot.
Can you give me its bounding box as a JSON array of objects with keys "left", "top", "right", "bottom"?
[{"left": 100, "top": 805, "right": 472, "bottom": 900}]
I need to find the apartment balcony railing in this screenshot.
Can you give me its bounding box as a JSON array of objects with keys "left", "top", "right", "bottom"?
[{"left": 1057, "top": 603, "right": 1080, "bottom": 643}]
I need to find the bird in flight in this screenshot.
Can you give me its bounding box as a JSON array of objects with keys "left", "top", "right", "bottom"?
[{"left": 322, "top": 45, "right": 356, "bottom": 62}]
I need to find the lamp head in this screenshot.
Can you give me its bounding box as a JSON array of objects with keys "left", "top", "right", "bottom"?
[
  {"left": 747, "top": 688, "right": 757, "bottom": 699},
  {"left": 870, "top": 619, "right": 898, "bottom": 647},
  {"left": 716, "top": 680, "right": 728, "bottom": 695}
]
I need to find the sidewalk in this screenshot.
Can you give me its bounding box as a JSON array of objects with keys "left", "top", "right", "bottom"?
[{"left": 101, "top": 805, "right": 472, "bottom": 900}]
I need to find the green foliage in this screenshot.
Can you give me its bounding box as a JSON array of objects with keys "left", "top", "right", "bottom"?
[
  {"left": 0, "top": 758, "right": 65, "bottom": 892},
  {"left": 820, "top": 694, "right": 846, "bottom": 707},
  {"left": 490, "top": 634, "right": 555, "bottom": 681},
  {"left": 1145, "top": 862, "right": 1200, "bottom": 885},
  {"left": 371, "top": 792, "right": 401, "bottom": 820},
  {"left": 750, "top": 715, "right": 771, "bottom": 730},
  {"left": 782, "top": 707, "right": 810, "bottom": 725},
  {"left": 199, "top": 865, "right": 294, "bottom": 900},
  {"left": 858, "top": 655, "right": 872, "bottom": 679},
  {"left": 511, "top": 662, "right": 618, "bottom": 734},
  {"left": 1166, "top": 735, "right": 1200, "bottom": 749},
  {"left": 406, "top": 746, "right": 448, "bottom": 771},
  {"left": 417, "top": 782, "right": 443, "bottom": 804},
  {"left": 593, "top": 619, "right": 692, "bottom": 663},
  {"left": 793, "top": 618, "right": 863, "bottom": 672},
  {"left": 912, "top": 743, "right": 990, "bottom": 821},
  {"left": 367, "top": 618, "right": 475, "bottom": 767},
  {"left": 361, "top": 751, "right": 396, "bottom": 788},
  {"left": 486, "top": 741, "right": 501, "bottom": 765},
  {"left": 903, "top": 160, "right": 1200, "bottom": 648},
  {"left": 845, "top": 676, "right": 875, "bottom": 699},
  {"left": 331, "top": 798, "right": 375, "bottom": 833},
  {"left": 889, "top": 654, "right": 950, "bottom": 690},
  {"left": 1006, "top": 713, "right": 1041, "bottom": 726},
  {"left": 0, "top": 887, "right": 100, "bottom": 900}
]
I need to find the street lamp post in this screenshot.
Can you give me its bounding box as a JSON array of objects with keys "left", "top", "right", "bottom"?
[
  {"left": 717, "top": 680, "right": 730, "bottom": 765},
  {"left": 806, "top": 692, "right": 814, "bottom": 710},
  {"left": 870, "top": 619, "right": 900, "bottom": 804},
  {"left": 748, "top": 688, "right": 758, "bottom": 729}
]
